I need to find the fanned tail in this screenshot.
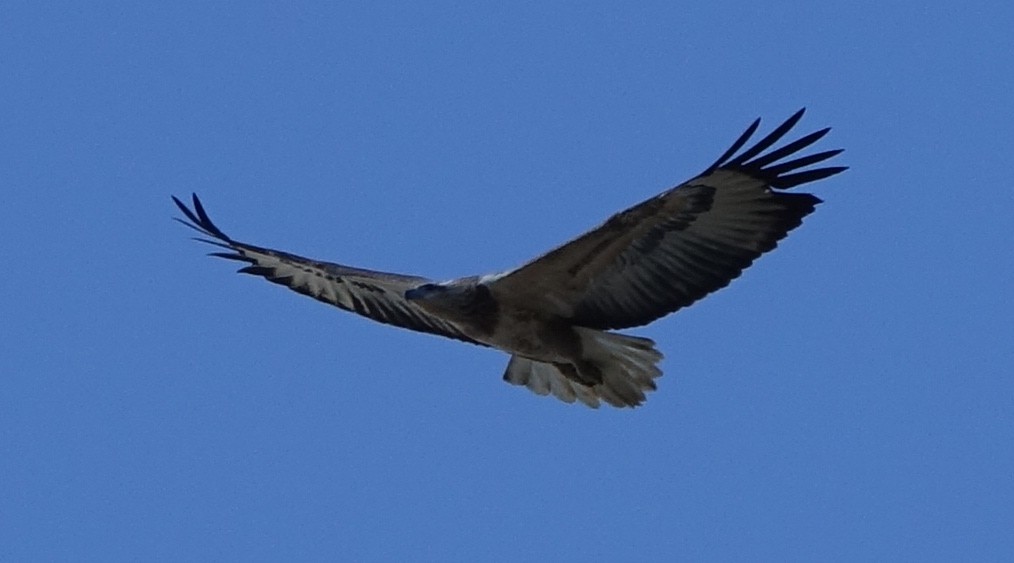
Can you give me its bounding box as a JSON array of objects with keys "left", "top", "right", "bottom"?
[{"left": 502, "top": 330, "right": 663, "bottom": 408}]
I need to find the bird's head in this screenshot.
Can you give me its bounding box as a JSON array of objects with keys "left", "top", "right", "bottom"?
[{"left": 405, "top": 282, "right": 477, "bottom": 315}]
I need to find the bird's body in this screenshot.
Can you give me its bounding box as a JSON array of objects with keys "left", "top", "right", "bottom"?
[{"left": 174, "top": 109, "right": 846, "bottom": 408}]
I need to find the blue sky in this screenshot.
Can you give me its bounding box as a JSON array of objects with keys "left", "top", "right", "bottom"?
[{"left": 2, "top": 2, "right": 1012, "bottom": 561}]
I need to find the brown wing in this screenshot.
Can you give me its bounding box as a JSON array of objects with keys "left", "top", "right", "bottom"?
[
  {"left": 487, "top": 109, "right": 846, "bottom": 330},
  {"left": 173, "top": 194, "right": 482, "bottom": 345}
]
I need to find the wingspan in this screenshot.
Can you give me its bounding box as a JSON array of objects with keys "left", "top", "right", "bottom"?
[
  {"left": 173, "top": 194, "right": 482, "bottom": 345},
  {"left": 487, "top": 108, "right": 846, "bottom": 330}
]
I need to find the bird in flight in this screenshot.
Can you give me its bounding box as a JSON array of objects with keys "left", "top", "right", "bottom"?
[{"left": 174, "top": 108, "right": 845, "bottom": 408}]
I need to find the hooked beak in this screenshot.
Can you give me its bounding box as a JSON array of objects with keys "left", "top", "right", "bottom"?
[
  {"left": 405, "top": 284, "right": 439, "bottom": 301},
  {"left": 404, "top": 287, "right": 424, "bottom": 301}
]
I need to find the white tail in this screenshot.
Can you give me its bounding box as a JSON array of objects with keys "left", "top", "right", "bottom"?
[{"left": 502, "top": 329, "right": 664, "bottom": 408}]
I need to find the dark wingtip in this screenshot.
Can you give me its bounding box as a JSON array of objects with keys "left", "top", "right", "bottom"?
[
  {"left": 191, "top": 193, "right": 212, "bottom": 226},
  {"left": 173, "top": 194, "right": 260, "bottom": 267},
  {"left": 727, "top": 108, "right": 808, "bottom": 167},
  {"left": 785, "top": 107, "right": 807, "bottom": 128},
  {"left": 703, "top": 117, "right": 762, "bottom": 174},
  {"left": 771, "top": 166, "right": 849, "bottom": 189},
  {"left": 705, "top": 108, "right": 845, "bottom": 191},
  {"left": 172, "top": 195, "right": 201, "bottom": 227},
  {"left": 171, "top": 192, "right": 232, "bottom": 243}
]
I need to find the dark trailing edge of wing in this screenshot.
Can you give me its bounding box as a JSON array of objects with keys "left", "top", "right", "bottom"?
[{"left": 701, "top": 107, "right": 848, "bottom": 189}]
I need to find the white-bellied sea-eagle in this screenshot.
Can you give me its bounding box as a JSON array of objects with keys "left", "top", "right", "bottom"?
[{"left": 174, "top": 109, "right": 845, "bottom": 408}]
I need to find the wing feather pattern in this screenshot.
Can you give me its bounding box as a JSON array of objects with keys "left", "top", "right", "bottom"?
[
  {"left": 172, "top": 194, "right": 482, "bottom": 345},
  {"left": 487, "top": 108, "right": 846, "bottom": 330}
]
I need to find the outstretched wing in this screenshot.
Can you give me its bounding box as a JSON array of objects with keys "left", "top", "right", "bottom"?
[
  {"left": 487, "top": 108, "right": 846, "bottom": 330},
  {"left": 173, "top": 194, "right": 482, "bottom": 345}
]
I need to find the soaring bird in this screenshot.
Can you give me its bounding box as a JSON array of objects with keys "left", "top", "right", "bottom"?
[{"left": 174, "top": 108, "right": 845, "bottom": 408}]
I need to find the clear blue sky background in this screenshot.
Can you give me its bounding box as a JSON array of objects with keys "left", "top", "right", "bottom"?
[{"left": 2, "top": 2, "right": 1012, "bottom": 561}]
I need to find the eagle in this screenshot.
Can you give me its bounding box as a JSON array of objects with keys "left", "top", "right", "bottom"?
[{"left": 174, "top": 108, "right": 845, "bottom": 408}]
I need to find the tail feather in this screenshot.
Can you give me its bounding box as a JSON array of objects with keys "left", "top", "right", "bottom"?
[
  {"left": 503, "top": 356, "right": 601, "bottom": 407},
  {"left": 502, "top": 330, "right": 664, "bottom": 408}
]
